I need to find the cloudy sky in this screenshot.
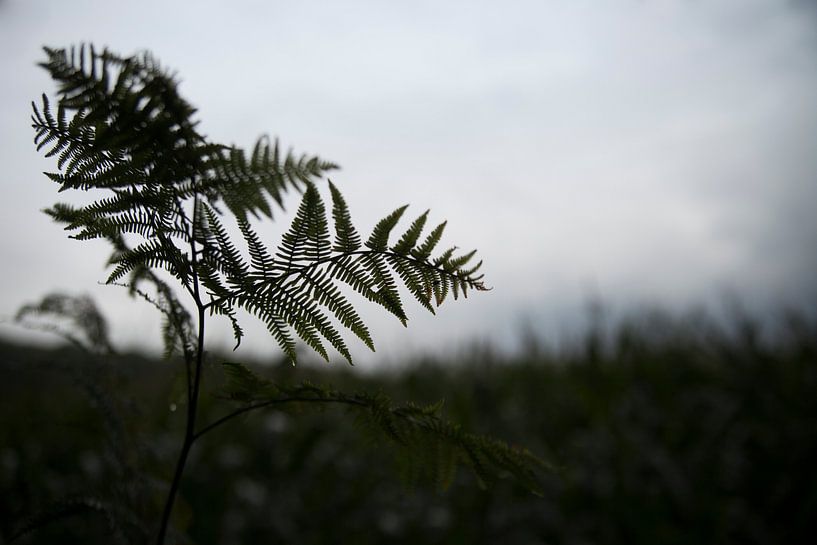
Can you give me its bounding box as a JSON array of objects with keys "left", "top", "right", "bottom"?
[{"left": 1, "top": 0, "right": 815, "bottom": 365}]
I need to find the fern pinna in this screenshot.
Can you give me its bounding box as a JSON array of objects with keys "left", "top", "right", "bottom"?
[{"left": 31, "top": 44, "right": 546, "bottom": 544}]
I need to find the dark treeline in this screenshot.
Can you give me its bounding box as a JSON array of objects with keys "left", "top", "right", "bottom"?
[{"left": 1, "top": 308, "right": 816, "bottom": 544}]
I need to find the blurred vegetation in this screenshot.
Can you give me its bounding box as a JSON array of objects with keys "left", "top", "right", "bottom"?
[{"left": 1, "top": 307, "right": 816, "bottom": 544}]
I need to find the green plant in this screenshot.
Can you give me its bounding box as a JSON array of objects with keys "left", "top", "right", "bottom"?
[{"left": 29, "top": 44, "right": 547, "bottom": 544}]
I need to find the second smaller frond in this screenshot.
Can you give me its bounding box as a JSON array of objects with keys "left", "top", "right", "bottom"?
[{"left": 212, "top": 362, "right": 550, "bottom": 494}]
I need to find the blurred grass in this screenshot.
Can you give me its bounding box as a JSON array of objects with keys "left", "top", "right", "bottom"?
[{"left": 1, "top": 308, "right": 816, "bottom": 544}]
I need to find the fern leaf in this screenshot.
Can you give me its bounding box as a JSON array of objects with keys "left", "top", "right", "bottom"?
[
  {"left": 392, "top": 210, "right": 429, "bottom": 255},
  {"left": 272, "top": 183, "right": 330, "bottom": 273},
  {"left": 301, "top": 268, "right": 375, "bottom": 351},
  {"left": 412, "top": 220, "right": 447, "bottom": 260},
  {"left": 205, "top": 136, "right": 337, "bottom": 220},
  {"left": 328, "top": 180, "right": 361, "bottom": 252},
  {"left": 237, "top": 216, "right": 274, "bottom": 275},
  {"left": 366, "top": 205, "right": 408, "bottom": 251},
  {"left": 201, "top": 204, "right": 249, "bottom": 282},
  {"left": 221, "top": 362, "right": 274, "bottom": 401},
  {"left": 387, "top": 256, "right": 435, "bottom": 313},
  {"left": 106, "top": 238, "right": 190, "bottom": 285},
  {"left": 360, "top": 254, "right": 407, "bottom": 325}
]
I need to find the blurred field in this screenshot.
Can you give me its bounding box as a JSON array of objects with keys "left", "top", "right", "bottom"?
[{"left": 1, "top": 308, "right": 816, "bottom": 544}]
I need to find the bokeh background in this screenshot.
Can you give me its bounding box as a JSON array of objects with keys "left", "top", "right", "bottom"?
[{"left": 1, "top": 0, "right": 816, "bottom": 363}]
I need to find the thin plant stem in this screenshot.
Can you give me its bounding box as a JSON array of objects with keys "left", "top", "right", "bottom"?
[{"left": 155, "top": 196, "right": 205, "bottom": 545}]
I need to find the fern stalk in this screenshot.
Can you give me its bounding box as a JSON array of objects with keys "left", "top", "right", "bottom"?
[{"left": 155, "top": 195, "right": 206, "bottom": 545}]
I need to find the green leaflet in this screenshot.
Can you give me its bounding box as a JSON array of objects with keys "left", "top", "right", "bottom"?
[
  {"left": 328, "top": 180, "right": 361, "bottom": 253},
  {"left": 366, "top": 204, "right": 408, "bottom": 251},
  {"left": 392, "top": 210, "right": 429, "bottom": 255}
]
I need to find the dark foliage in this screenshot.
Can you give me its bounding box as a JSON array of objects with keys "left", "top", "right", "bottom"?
[{"left": 2, "top": 309, "right": 815, "bottom": 544}]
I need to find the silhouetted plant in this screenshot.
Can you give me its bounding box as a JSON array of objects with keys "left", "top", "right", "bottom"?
[{"left": 27, "top": 44, "right": 548, "bottom": 544}]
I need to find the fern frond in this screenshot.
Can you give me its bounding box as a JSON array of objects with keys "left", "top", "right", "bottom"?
[
  {"left": 221, "top": 362, "right": 276, "bottom": 401},
  {"left": 29, "top": 44, "right": 542, "bottom": 545},
  {"left": 195, "top": 183, "right": 488, "bottom": 362},
  {"left": 15, "top": 292, "right": 113, "bottom": 354},
  {"left": 35, "top": 44, "right": 489, "bottom": 365},
  {"left": 71, "top": 209, "right": 175, "bottom": 241},
  {"left": 204, "top": 136, "right": 337, "bottom": 220},
  {"left": 213, "top": 363, "right": 551, "bottom": 494},
  {"left": 106, "top": 238, "right": 190, "bottom": 285}
]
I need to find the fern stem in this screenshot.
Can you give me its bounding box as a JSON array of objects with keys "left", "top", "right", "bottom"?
[
  {"left": 193, "top": 396, "right": 370, "bottom": 441},
  {"left": 155, "top": 301, "right": 204, "bottom": 545},
  {"left": 155, "top": 195, "right": 206, "bottom": 545}
]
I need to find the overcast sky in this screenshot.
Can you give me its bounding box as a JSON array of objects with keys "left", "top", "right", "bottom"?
[{"left": 1, "top": 0, "right": 816, "bottom": 365}]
